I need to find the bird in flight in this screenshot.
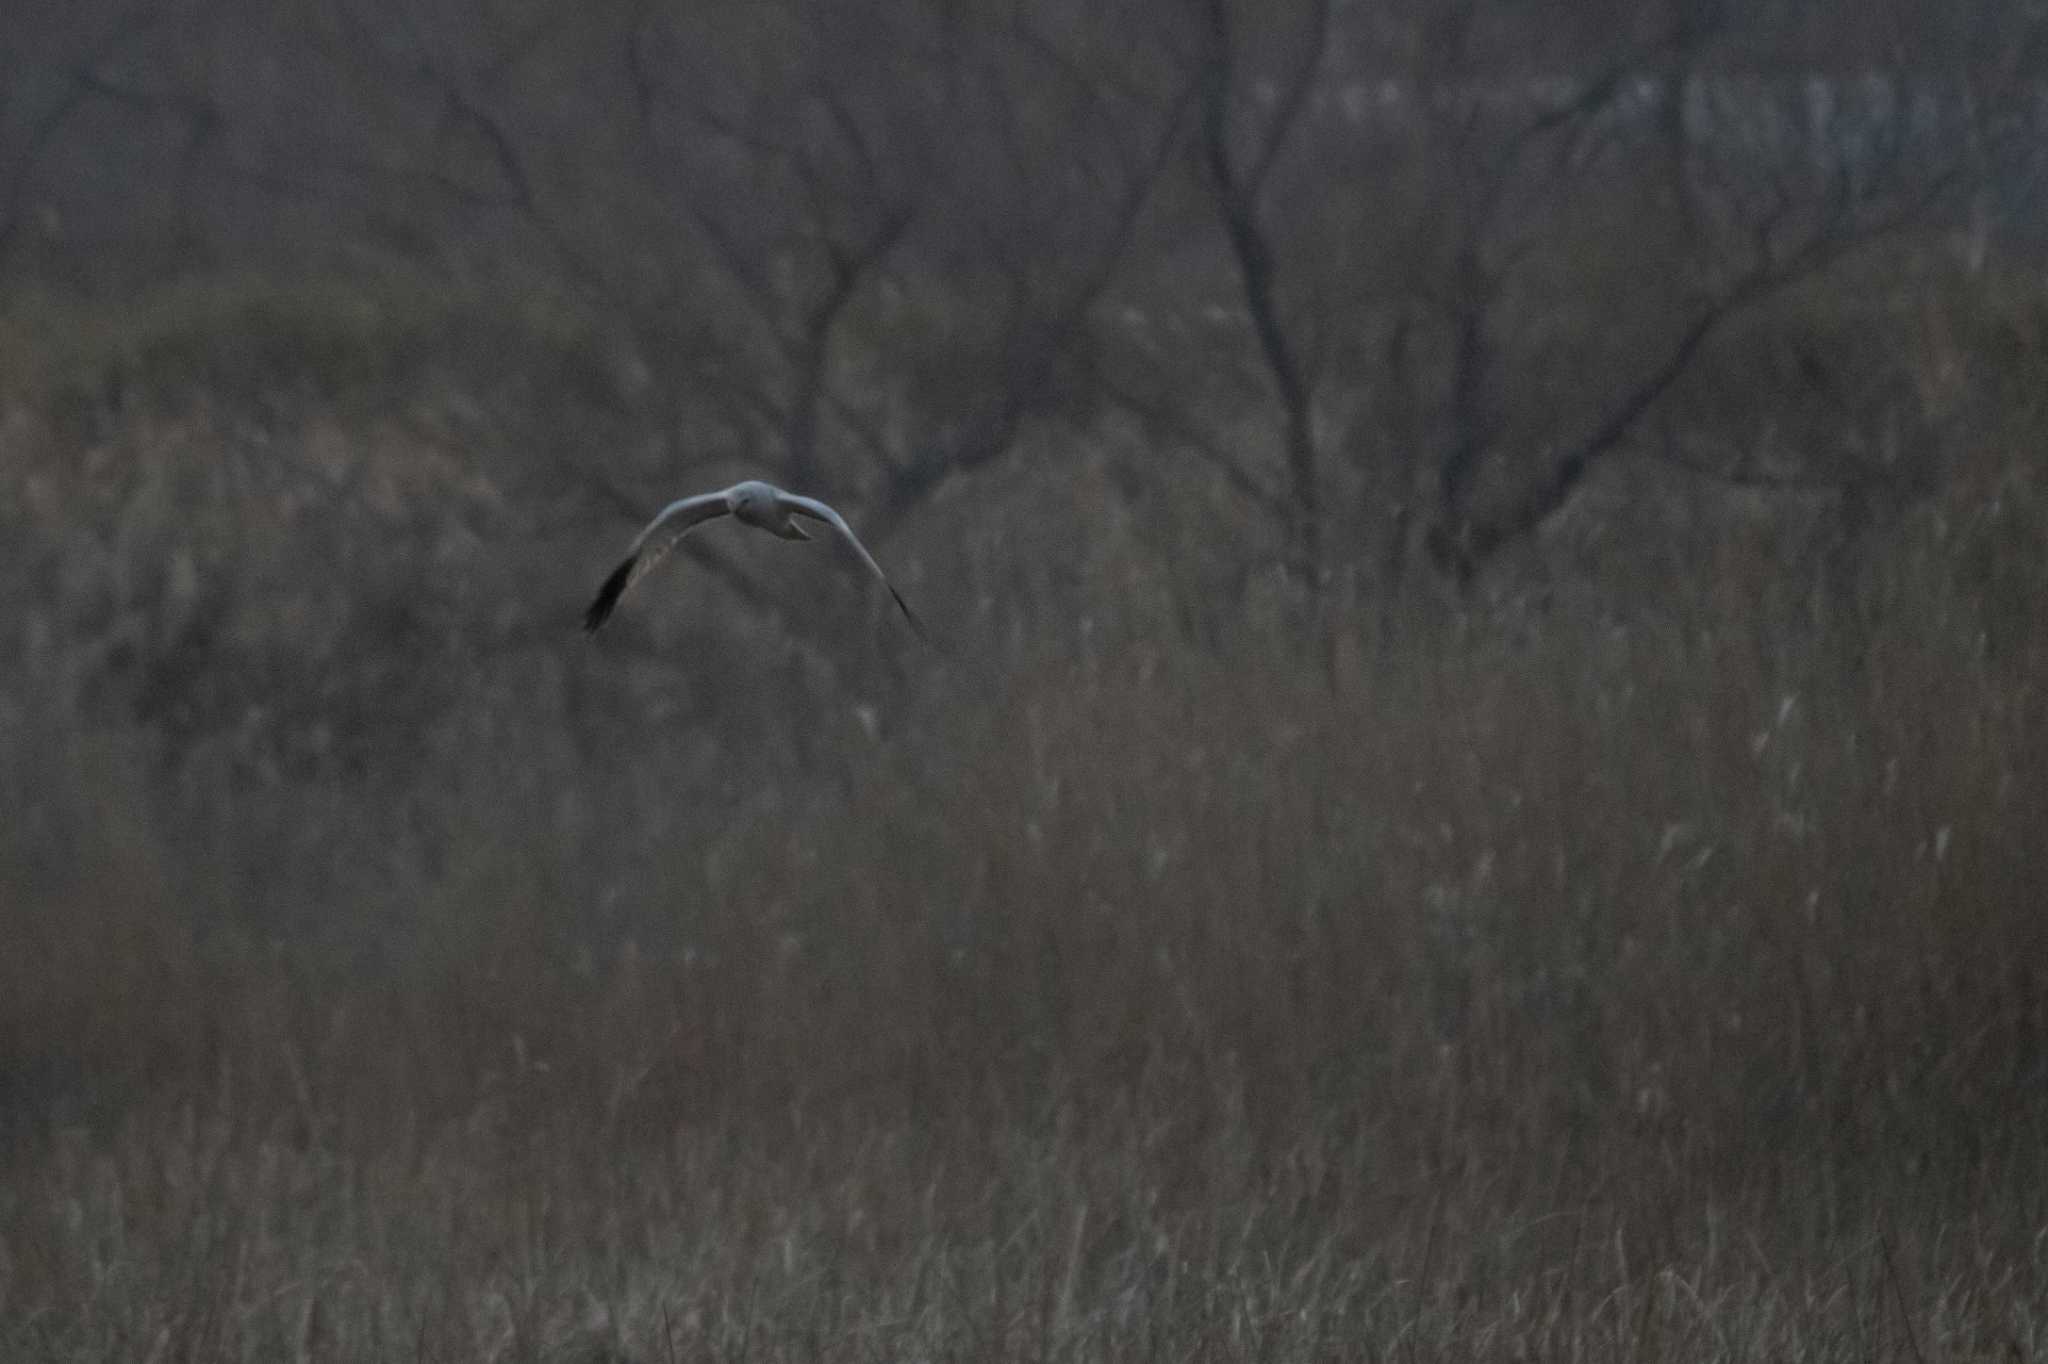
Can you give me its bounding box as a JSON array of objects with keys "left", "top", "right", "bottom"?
[{"left": 583, "top": 480, "right": 924, "bottom": 637}]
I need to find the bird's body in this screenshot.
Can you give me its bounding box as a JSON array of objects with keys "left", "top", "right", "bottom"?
[
  {"left": 583, "top": 480, "right": 922, "bottom": 636},
  {"left": 725, "top": 480, "right": 813, "bottom": 541}
]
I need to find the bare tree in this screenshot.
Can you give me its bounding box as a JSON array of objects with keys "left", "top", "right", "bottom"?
[
  {"left": 1189, "top": 0, "right": 1332, "bottom": 587},
  {"left": 1102, "top": 0, "right": 2040, "bottom": 605},
  {"left": 12, "top": 0, "right": 2042, "bottom": 639}
]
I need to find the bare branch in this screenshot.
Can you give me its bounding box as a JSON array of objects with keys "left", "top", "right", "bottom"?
[
  {"left": 1431, "top": 277, "right": 1758, "bottom": 581},
  {"left": 870, "top": 75, "right": 1199, "bottom": 539},
  {"left": 1194, "top": 0, "right": 1331, "bottom": 584},
  {"left": 1431, "top": 159, "right": 1964, "bottom": 582},
  {"left": 1244, "top": 0, "right": 1331, "bottom": 195}
]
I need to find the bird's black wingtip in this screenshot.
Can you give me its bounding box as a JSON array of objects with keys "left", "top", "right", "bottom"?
[
  {"left": 891, "top": 586, "right": 929, "bottom": 643},
  {"left": 583, "top": 556, "right": 636, "bottom": 632}
]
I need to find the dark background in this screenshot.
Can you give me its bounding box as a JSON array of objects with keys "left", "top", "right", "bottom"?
[{"left": 2, "top": 2, "right": 2045, "bottom": 1359}]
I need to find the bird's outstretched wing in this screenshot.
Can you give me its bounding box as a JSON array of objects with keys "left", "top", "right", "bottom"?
[
  {"left": 784, "top": 494, "right": 925, "bottom": 638},
  {"left": 583, "top": 490, "right": 734, "bottom": 631}
]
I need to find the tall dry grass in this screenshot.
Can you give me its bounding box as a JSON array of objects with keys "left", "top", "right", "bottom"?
[{"left": 1, "top": 267, "right": 2045, "bottom": 1360}]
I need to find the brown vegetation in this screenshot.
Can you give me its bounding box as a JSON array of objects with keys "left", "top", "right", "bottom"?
[
  {"left": 4, "top": 2, "right": 2048, "bottom": 1359},
  {"left": 2, "top": 251, "right": 2046, "bottom": 1360}
]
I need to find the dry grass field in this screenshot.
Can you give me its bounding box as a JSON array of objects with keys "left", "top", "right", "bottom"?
[{"left": 1, "top": 259, "right": 2046, "bottom": 1362}]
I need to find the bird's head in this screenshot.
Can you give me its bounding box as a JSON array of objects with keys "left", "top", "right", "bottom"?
[{"left": 729, "top": 480, "right": 776, "bottom": 515}]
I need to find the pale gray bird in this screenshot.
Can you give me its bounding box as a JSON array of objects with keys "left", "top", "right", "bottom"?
[{"left": 583, "top": 480, "right": 923, "bottom": 637}]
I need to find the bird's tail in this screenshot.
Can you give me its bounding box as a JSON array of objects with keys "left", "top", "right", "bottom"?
[{"left": 583, "top": 555, "right": 638, "bottom": 632}]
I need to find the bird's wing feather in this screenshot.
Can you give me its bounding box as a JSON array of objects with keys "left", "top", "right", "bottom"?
[
  {"left": 631, "top": 491, "right": 736, "bottom": 555},
  {"left": 583, "top": 490, "right": 733, "bottom": 632},
  {"left": 784, "top": 494, "right": 925, "bottom": 637}
]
